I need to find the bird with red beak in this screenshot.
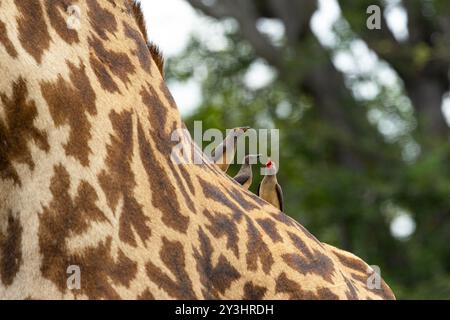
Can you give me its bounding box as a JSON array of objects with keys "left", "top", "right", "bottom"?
[
  {"left": 258, "top": 160, "right": 284, "bottom": 212},
  {"left": 212, "top": 127, "right": 250, "bottom": 172},
  {"left": 233, "top": 154, "right": 261, "bottom": 189}
]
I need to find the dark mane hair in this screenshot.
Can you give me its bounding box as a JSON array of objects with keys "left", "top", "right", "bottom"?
[{"left": 129, "top": 0, "right": 165, "bottom": 77}]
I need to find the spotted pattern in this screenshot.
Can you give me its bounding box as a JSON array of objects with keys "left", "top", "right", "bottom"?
[
  {"left": 0, "top": 20, "right": 17, "bottom": 57},
  {"left": 45, "top": 0, "right": 80, "bottom": 44},
  {"left": 98, "top": 110, "right": 151, "bottom": 246},
  {"left": 41, "top": 62, "right": 96, "bottom": 166},
  {"left": 14, "top": 0, "right": 51, "bottom": 63},
  {"left": 193, "top": 228, "right": 241, "bottom": 299},
  {"left": 0, "top": 78, "right": 49, "bottom": 185},
  {"left": 146, "top": 237, "right": 196, "bottom": 299},
  {"left": 39, "top": 165, "right": 137, "bottom": 299},
  {"left": 0, "top": 213, "right": 23, "bottom": 286},
  {"left": 243, "top": 281, "right": 267, "bottom": 300},
  {"left": 0, "top": 0, "right": 395, "bottom": 300}
]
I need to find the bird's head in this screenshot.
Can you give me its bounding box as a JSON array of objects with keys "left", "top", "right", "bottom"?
[
  {"left": 243, "top": 153, "right": 261, "bottom": 165},
  {"left": 263, "top": 159, "right": 278, "bottom": 175}
]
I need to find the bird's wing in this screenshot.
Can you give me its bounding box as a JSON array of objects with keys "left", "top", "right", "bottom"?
[
  {"left": 276, "top": 183, "right": 284, "bottom": 212},
  {"left": 211, "top": 142, "right": 225, "bottom": 162},
  {"left": 233, "top": 173, "right": 248, "bottom": 186}
]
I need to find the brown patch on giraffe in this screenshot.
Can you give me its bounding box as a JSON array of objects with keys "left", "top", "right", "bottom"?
[
  {"left": 256, "top": 218, "right": 283, "bottom": 243},
  {"left": 98, "top": 110, "right": 151, "bottom": 246},
  {"left": 170, "top": 162, "right": 196, "bottom": 213},
  {"left": 148, "top": 43, "right": 165, "bottom": 77},
  {"left": 193, "top": 227, "right": 241, "bottom": 299},
  {"left": 89, "top": 54, "right": 120, "bottom": 93},
  {"left": 275, "top": 273, "right": 309, "bottom": 299},
  {"left": 129, "top": 1, "right": 148, "bottom": 39},
  {"left": 39, "top": 165, "right": 108, "bottom": 237},
  {"left": 0, "top": 20, "right": 18, "bottom": 57},
  {"left": 245, "top": 215, "right": 274, "bottom": 275},
  {"left": 0, "top": 77, "right": 49, "bottom": 185},
  {"left": 139, "top": 85, "right": 183, "bottom": 180},
  {"left": 123, "top": 21, "right": 152, "bottom": 74},
  {"left": 137, "top": 121, "right": 189, "bottom": 234},
  {"left": 378, "top": 280, "right": 396, "bottom": 300},
  {"left": 75, "top": 238, "right": 137, "bottom": 299},
  {"left": 198, "top": 177, "right": 246, "bottom": 215},
  {"left": 332, "top": 249, "right": 369, "bottom": 274},
  {"left": 110, "top": 250, "right": 138, "bottom": 288},
  {"left": 14, "top": 0, "right": 51, "bottom": 63},
  {"left": 146, "top": 237, "right": 196, "bottom": 299},
  {"left": 283, "top": 231, "right": 335, "bottom": 284},
  {"left": 275, "top": 272, "right": 338, "bottom": 299},
  {"left": 242, "top": 282, "right": 267, "bottom": 300},
  {"left": 137, "top": 289, "right": 155, "bottom": 300},
  {"left": 140, "top": 84, "right": 168, "bottom": 134},
  {"left": 86, "top": 0, "right": 118, "bottom": 40},
  {"left": 106, "top": 0, "right": 118, "bottom": 8},
  {"left": 275, "top": 273, "right": 303, "bottom": 299},
  {"left": 45, "top": 0, "right": 80, "bottom": 44},
  {"left": 225, "top": 185, "right": 259, "bottom": 211},
  {"left": 89, "top": 36, "right": 135, "bottom": 89},
  {"left": 350, "top": 272, "right": 367, "bottom": 283},
  {"left": 343, "top": 276, "right": 359, "bottom": 300},
  {"left": 39, "top": 165, "right": 136, "bottom": 298},
  {"left": 317, "top": 287, "right": 340, "bottom": 300},
  {"left": 351, "top": 271, "right": 395, "bottom": 300},
  {"left": 0, "top": 212, "right": 23, "bottom": 287},
  {"left": 164, "top": 125, "right": 196, "bottom": 211},
  {"left": 138, "top": 85, "right": 194, "bottom": 229},
  {"left": 179, "top": 163, "right": 196, "bottom": 195},
  {"left": 40, "top": 61, "right": 96, "bottom": 166},
  {"left": 272, "top": 211, "right": 297, "bottom": 228},
  {"left": 203, "top": 209, "right": 240, "bottom": 258},
  {"left": 160, "top": 82, "right": 178, "bottom": 109},
  {"left": 275, "top": 213, "right": 324, "bottom": 246}
]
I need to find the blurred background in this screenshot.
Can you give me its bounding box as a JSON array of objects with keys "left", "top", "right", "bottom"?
[{"left": 139, "top": 0, "right": 450, "bottom": 299}]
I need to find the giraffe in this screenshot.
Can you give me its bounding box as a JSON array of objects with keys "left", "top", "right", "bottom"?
[{"left": 0, "top": 0, "right": 395, "bottom": 300}]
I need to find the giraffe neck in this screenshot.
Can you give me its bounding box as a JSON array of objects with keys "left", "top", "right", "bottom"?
[
  {"left": 0, "top": 0, "right": 395, "bottom": 300},
  {"left": 0, "top": 0, "right": 186, "bottom": 296}
]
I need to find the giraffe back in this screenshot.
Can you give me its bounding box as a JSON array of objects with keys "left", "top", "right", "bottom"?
[{"left": 0, "top": 0, "right": 395, "bottom": 299}]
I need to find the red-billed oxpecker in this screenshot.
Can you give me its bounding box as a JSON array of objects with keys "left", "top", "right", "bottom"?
[{"left": 258, "top": 160, "right": 284, "bottom": 212}]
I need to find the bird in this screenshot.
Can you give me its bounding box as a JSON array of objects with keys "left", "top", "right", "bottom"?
[
  {"left": 258, "top": 159, "right": 284, "bottom": 212},
  {"left": 233, "top": 154, "right": 261, "bottom": 189},
  {"left": 212, "top": 127, "right": 249, "bottom": 172}
]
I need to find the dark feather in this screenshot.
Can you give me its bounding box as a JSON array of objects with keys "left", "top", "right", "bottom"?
[
  {"left": 234, "top": 173, "right": 249, "bottom": 186},
  {"left": 276, "top": 183, "right": 284, "bottom": 212}
]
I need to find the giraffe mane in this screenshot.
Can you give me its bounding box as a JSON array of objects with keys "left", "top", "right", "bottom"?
[{"left": 129, "top": 0, "right": 165, "bottom": 77}]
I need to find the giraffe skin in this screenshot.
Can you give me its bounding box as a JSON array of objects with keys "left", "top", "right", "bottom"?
[{"left": 0, "top": 0, "right": 395, "bottom": 300}]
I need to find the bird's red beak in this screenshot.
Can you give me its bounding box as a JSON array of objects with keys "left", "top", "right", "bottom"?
[{"left": 266, "top": 160, "right": 273, "bottom": 168}]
